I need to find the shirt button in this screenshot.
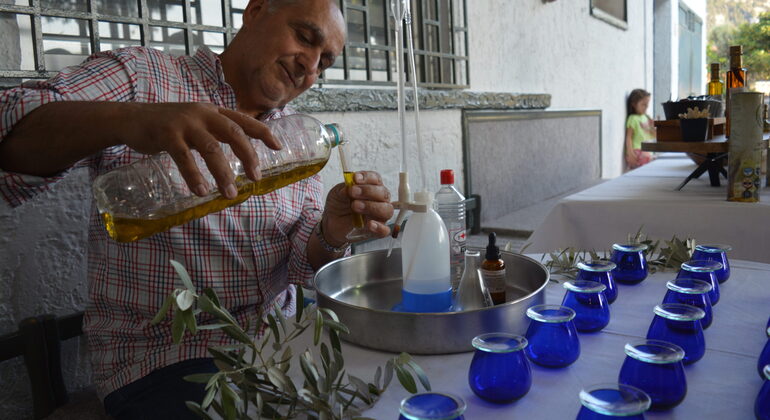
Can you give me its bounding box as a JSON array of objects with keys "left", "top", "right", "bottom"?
[{"left": 254, "top": 235, "right": 263, "bottom": 242}]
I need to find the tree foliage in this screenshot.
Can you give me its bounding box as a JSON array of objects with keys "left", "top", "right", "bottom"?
[{"left": 708, "top": 12, "right": 770, "bottom": 86}]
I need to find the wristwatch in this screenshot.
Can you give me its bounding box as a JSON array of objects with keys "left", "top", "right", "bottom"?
[{"left": 315, "top": 221, "right": 350, "bottom": 253}]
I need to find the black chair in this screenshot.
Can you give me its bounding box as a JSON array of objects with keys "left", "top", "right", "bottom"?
[{"left": 0, "top": 312, "right": 85, "bottom": 419}]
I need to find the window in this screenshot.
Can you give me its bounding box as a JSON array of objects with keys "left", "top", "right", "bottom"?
[
  {"left": 0, "top": 0, "right": 468, "bottom": 89},
  {"left": 590, "top": 0, "right": 627, "bottom": 30},
  {"left": 321, "top": 0, "right": 469, "bottom": 89}
]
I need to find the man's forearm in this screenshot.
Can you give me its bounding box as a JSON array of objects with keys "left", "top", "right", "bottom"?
[
  {"left": 0, "top": 101, "right": 129, "bottom": 176},
  {"left": 307, "top": 220, "right": 349, "bottom": 271}
]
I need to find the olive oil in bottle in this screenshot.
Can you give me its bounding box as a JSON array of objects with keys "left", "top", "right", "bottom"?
[
  {"left": 726, "top": 46, "right": 747, "bottom": 137},
  {"left": 707, "top": 63, "right": 724, "bottom": 98},
  {"left": 480, "top": 232, "right": 506, "bottom": 305}
]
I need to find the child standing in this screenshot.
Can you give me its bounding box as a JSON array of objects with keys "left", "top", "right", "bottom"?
[{"left": 625, "top": 89, "right": 655, "bottom": 169}]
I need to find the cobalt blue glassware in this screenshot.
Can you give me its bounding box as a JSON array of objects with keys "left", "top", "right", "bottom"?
[
  {"left": 646, "top": 303, "right": 705, "bottom": 365},
  {"left": 561, "top": 280, "right": 610, "bottom": 333},
  {"left": 576, "top": 261, "right": 618, "bottom": 304},
  {"left": 756, "top": 365, "right": 770, "bottom": 420},
  {"left": 691, "top": 244, "right": 731, "bottom": 284},
  {"left": 525, "top": 304, "right": 580, "bottom": 368},
  {"left": 468, "top": 333, "right": 532, "bottom": 403},
  {"left": 676, "top": 260, "right": 722, "bottom": 306},
  {"left": 398, "top": 392, "right": 466, "bottom": 420},
  {"left": 618, "top": 340, "right": 687, "bottom": 411},
  {"left": 662, "top": 278, "right": 713, "bottom": 329},
  {"left": 758, "top": 327, "right": 770, "bottom": 380},
  {"left": 576, "top": 383, "right": 651, "bottom": 420},
  {"left": 610, "top": 244, "right": 648, "bottom": 284}
]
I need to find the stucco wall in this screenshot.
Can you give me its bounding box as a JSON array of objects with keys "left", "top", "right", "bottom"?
[{"left": 468, "top": 0, "right": 654, "bottom": 178}]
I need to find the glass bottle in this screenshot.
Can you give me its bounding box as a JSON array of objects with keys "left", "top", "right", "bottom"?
[
  {"left": 725, "top": 45, "right": 747, "bottom": 137},
  {"left": 92, "top": 114, "right": 342, "bottom": 242},
  {"left": 454, "top": 250, "right": 489, "bottom": 311},
  {"left": 480, "top": 232, "right": 506, "bottom": 305},
  {"left": 707, "top": 63, "right": 724, "bottom": 98}
]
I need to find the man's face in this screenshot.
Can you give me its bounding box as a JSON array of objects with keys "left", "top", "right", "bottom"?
[{"left": 231, "top": 0, "right": 345, "bottom": 112}]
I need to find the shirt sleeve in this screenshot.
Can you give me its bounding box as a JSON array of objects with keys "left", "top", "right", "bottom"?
[
  {"left": 0, "top": 51, "right": 138, "bottom": 207},
  {"left": 286, "top": 174, "right": 325, "bottom": 287}
]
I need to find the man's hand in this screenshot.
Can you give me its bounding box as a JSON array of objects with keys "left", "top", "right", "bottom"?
[
  {"left": 320, "top": 171, "right": 394, "bottom": 246},
  {"left": 122, "top": 103, "right": 282, "bottom": 199}
]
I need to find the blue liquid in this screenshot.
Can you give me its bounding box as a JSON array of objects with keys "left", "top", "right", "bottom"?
[
  {"left": 646, "top": 316, "right": 705, "bottom": 365},
  {"left": 619, "top": 357, "right": 686, "bottom": 411},
  {"left": 577, "top": 270, "right": 618, "bottom": 304},
  {"left": 759, "top": 341, "right": 770, "bottom": 380},
  {"left": 757, "top": 380, "right": 770, "bottom": 420},
  {"left": 610, "top": 250, "right": 648, "bottom": 284},
  {"left": 692, "top": 247, "right": 730, "bottom": 284},
  {"left": 562, "top": 290, "right": 610, "bottom": 333},
  {"left": 662, "top": 290, "right": 713, "bottom": 329},
  {"left": 524, "top": 317, "right": 580, "bottom": 368},
  {"left": 468, "top": 346, "right": 531, "bottom": 403},
  {"left": 576, "top": 406, "right": 644, "bottom": 419},
  {"left": 396, "top": 289, "right": 453, "bottom": 313}
]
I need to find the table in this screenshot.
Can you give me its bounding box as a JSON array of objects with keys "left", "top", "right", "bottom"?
[
  {"left": 523, "top": 156, "right": 770, "bottom": 264},
  {"left": 641, "top": 134, "right": 769, "bottom": 190},
  {"left": 310, "top": 258, "right": 769, "bottom": 419}
]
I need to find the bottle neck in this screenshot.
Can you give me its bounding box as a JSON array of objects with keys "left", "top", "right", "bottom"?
[{"left": 730, "top": 55, "right": 742, "bottom": 70}]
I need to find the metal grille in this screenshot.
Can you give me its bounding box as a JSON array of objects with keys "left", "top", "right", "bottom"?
[{"left": 0, "top": 0, "right": 468, "bottom": 88}]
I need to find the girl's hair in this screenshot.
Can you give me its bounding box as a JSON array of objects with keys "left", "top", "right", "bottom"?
[{"left": 627, "top": 89, "right": 651, "bottom": 116}]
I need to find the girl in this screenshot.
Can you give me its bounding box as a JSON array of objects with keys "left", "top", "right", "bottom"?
[{"left": 625, "top": 89, "right": 655, "bottom": 169}]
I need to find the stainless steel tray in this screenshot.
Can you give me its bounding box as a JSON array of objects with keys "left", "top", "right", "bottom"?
[{"left": 313, "top": 248, "right": 549, "bottom": 354}]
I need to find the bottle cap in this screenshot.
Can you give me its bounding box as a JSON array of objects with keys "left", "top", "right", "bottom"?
[
  {"left": 440, "top": 169, "right": 455, "bottom": 185},
  {"left": 729, "top": 45, "right": 742, "bottom": 56},
  {"left": 325, "top": 123, "right": 343, "bottom": 146},
  {"left": 485, "top": 232, "right": 500, "bottom": 261},
  {"left": 710, "top": 63, "right": 719, "bottom": 72},
  {"left": 413, "top": 191, "right": 433, "bottom": 208}
]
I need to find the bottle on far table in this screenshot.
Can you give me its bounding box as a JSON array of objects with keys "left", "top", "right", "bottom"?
[
  {"left": 707, "top": 63, "right": 724, "bottom": 111},
  {"left": 435, "top": 169, "right": 467, "bottom": 291},
  {"left": 725, "top": 45, "right": 747, "bottom": 138},
  {"left": 480, "top": 232, "right": 506, "bottom": 305}
]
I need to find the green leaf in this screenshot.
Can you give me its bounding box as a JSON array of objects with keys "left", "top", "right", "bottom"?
[
  {"left": 329, "top": 329, "right": 342, "bottom": 353},
  {"left": 151, "top": 294, "right": 174, "bottom": 325},
  {"left": 374, "top": 366, "right": 382, "bottom": 389},
  {"left": 323, "top": 319, "right": 350, "bottom": 335},
  {"left": 184, "top": 373, "right": 216, "bottom": 384},
  {"left": 172, "top": 308, "right": 186, "bottom": 344},
  {"left": 314, "top": 311, "right": 323, "bottom": 345},
  {"left": 394, "top": 364, "right": 417, "bottom": 393},
  {"left": 199, "top": 295, "right": 237, "bottom": 325},
  {"left": 266, "top": 314, "right": 281, "bottom": 343},
  {"left": 176, "top": 290, "right": 195, "bottom": 311},
  {"left": 222, "top": 325, "right": 252, "bottom": 345},
  {"left": 202, "top": 383, "right": 217, "bottom": 408},
  {"left": 183, "top": 308, "right": 198, "bottom": 335},
  {"left": 296, "top": 287, "right": 305, "bottom": 322},
  {"left": 208, "top": 348, "right": 238, "bottom": 367},
  {"left": 196, "top": 323, "right": 232, "bottom": 330},
  {"left": 347, "top": 375, "right": 372, "bottom": 404},
  {"left": 202, "top": 288, "right": 221, "bottom": 307},
  {"left": 170, "top": 259, "right": 196, "bottom": 291},
  {"left": 299, "top": 351, "right": 319, "bottom": 391},
  {"left": 220, "top": 382, "right": 237, "bottom": 420},
  {"left": 185, "top": 401, "right": 214, "bottom": 420},
  {"left": 383, "top": 360, "right": 395, "bottom": 389},
  {"left": 405, "top": 357, "right": 431, "bottom": 391},
  {"left": 319, "top": 308, "right": 340, "bottom": 323},
  {"left": 266, "top": 366, "right": 290, "bottom": 392},
  {"left": 273, "top": 303, "right": 288, "bottom": 335}
]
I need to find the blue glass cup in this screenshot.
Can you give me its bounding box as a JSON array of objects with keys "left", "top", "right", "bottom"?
[
  {"left": 576, "top": 383, "right": 651, "bottom": 420},
  {"left": 756, "top": 364, "right": 770, "bottom": 420},
  {"left": 758, "top": 327, "right": 770, "bottom": 380},
  {"left": 468, "top": 333, "right": 532, "bottom": 403},
  {"left": 524, "top": 304, "right": 580, "bottom": 368},
  {"left": 576, "top": 261, "right": 618, "bottom": 304},
  {"left": 691, "top": 244, "right": 731, "bottom": 284},
  {"left": 646, "top": 303, "right": 705, "bottom": 365},
  {"left": 398, "top": 392, "right": 466, "bottom": 420},
  {"left": 561, "top": 280, "right": 610, "bottom": 333},
  {"left": 676, "top": 260, "right": 722, "bottom": 306},
  {"left": 618, "top": 339, "right": 687, "bottom": 411},
  {"left": 610, "top": 244, "right": 648, "bottom": 284},
  {"left": 662, "top": 278, "right": 713, "bottom": 329}
]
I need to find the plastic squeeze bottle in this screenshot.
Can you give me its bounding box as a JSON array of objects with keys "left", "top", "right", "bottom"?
[{"left": 480, "top": 232, "right": 506, "bottom": 305}]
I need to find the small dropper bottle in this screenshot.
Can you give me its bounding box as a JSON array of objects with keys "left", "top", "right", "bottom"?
[{"left": 480, "top": 232, "right": 506, "bottom": 305}]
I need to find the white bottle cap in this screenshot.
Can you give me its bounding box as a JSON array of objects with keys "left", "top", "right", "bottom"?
[{"left": 413, "top": 191, "right": 433, "bottom": 208}]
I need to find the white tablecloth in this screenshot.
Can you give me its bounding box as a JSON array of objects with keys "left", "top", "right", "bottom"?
[
  {"left": 295, "top": 258, "right": 770, "bottom": 419},
  {"left": 525, "top": 156, "right": 770, "bottom": 264}
]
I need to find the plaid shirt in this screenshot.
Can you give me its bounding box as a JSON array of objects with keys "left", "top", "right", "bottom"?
[{"left": 0, "top": 47, "right": 323, "bottom": 397}]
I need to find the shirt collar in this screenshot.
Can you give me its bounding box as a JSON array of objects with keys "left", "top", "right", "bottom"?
[{"left": 191, "top": 46, "right": 233, "bottom": 103}]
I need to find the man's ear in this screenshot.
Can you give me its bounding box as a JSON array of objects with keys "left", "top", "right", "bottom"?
[{"left": 243, "top": 0, "right": 269, "bottom": 25}]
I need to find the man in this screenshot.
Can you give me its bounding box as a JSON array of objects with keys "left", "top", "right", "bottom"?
[{"left": 0, "top": 0, "right": 393, "bottom": 417}]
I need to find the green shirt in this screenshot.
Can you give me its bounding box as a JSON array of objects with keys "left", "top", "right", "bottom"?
[{"left": 626, "top": 114, "right": 655, "bottom": 150}]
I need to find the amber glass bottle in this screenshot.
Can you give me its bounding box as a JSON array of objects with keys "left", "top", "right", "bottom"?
[
  {"left": 725, "top": 46, "right": 747, "bottom": 137},
  {"left": 480, "top": 232, "right": 506, "bottom": 305},
  {"left": 707, "top": 63, "right": 724, "bottom": 97}
]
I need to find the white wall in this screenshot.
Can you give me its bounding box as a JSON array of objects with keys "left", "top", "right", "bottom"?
[{"left": 468, "top": 0, "right": 654, "bottom": 178}]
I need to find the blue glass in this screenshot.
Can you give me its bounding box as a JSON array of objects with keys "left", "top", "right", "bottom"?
[
  {"left": 618, "top": 340, "right": 687, "bottom": 411},
  {"left": 610, "top": 244, "right": 648, "bottom": 284},
  {"left": 576, "top": 261, "right": 618, "bottom": 304},
  {"left": 397, "top": 289, "right": 453, "bottom": 313},
  {"left": 758, "top": 327, "right": 770, "bottom": 380},
  {"left": 646, "top": 304, "right": 705, "bottom": 365},
  {"left": 756, "top": 365, "right": 770, "bottom": 420},
  {"left": 676, "top": 260, "right": 722, "bottom": 306},
  {"left": 561, "top": 280, "right": 610, "bottom": 333},
  {"left": 398, "top": 392, "right": 466, "bottom": 420},
  {"left": 524, "top": 304, "right": 580, "bottom": 368},
  {"left": 468, "top": 333, "right": 532, "bottom": 403},
  {"left": 576, "top": 383, "right": 651, "bottom": 420},
  {"left": 662, "top": 278, "right": 713, "bottom": 329},
  {"left": 691, "top": 244, "right": 731, "bottom": 284}
]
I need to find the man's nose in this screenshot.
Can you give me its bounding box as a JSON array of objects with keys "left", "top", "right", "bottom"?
[{"left": 297, "top": 50, "right": 322, "bottom": 79}]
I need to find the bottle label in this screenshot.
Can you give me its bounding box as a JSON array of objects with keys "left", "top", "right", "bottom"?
[
  {"left": 447, "top": 225, "right": 466, "bottom": 287},
  {"left": 480, "top": 268, "right": 506, "bottom": 294}
]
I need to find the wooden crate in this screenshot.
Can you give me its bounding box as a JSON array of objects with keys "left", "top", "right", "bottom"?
[{"left": 654, "top": 118, "right": 726, "bottom": 142}]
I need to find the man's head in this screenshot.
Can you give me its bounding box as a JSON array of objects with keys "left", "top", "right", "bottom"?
[{"left": 221, "top": 0, "right": 346, "bottom": 115}]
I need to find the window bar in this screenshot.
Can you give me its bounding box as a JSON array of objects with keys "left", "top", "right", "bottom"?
[
  {"left": 137, "top": 0, "right": 150, "bottom": 52},
  {"left": 341, "top": 0, "right": 349, "bottom": 81},
  {"left": 364, "top": 3, "right": 372, "bottom": 81},
  {"left": 184, "top": 0, "right": 192, "bottom": 55},
  {"left": 221, "top": 0, "right": 232, "bottom": 45},
  {"left": 30, "top": 0, "right": 45, "bottom": 73},
  {"left": 382, "top": 0, "right": 392, "bottom": 82},
  {"left": 87, "top": 0, "right": 101, "bottom": 54}
]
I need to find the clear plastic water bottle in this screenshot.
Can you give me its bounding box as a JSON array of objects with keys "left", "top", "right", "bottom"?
[
  {"left": 92, "top": 114, "right": 343, "bottom": 243},
  {"left": 435, "top": 169, "right": 467, "bottom": 291}
]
